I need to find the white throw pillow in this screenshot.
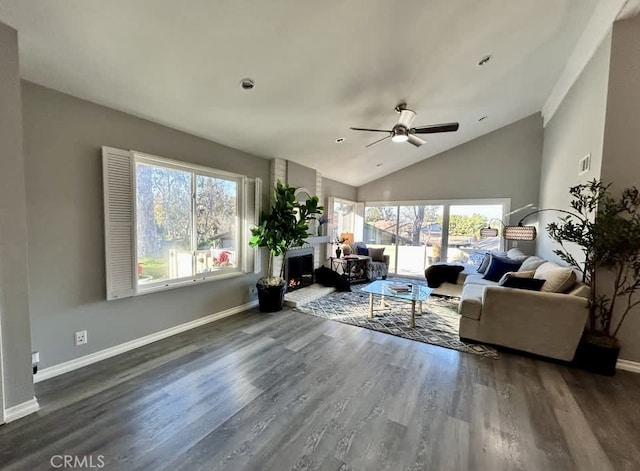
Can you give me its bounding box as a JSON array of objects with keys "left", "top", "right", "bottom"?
[
  {"left": 506, "top": 248, "right": 529, "bottom": 261},
  {"left": 534, "top": 262, "right": 577, "bottom": 293},
  {"left": 519, "top": 256, "right": 546, "bottom": 272}
]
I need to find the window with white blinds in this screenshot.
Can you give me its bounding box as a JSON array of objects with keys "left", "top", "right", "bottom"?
[{"left": 102, "top": 146, "right": 261, "bottom": 300}]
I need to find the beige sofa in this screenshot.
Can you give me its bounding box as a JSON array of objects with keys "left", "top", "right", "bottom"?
[{"left": 456, "top": 249, "right": 590, "bottom": 361}]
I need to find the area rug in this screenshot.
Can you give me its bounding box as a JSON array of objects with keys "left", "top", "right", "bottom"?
[{"left": 294, "top": 280, "right": 498, "bottom": 359}]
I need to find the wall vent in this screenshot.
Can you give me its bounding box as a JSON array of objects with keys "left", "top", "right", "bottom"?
[{"left": 578, "top": 153, "right": 591, "bottom": 175}]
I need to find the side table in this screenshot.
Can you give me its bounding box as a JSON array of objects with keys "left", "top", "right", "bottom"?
[{"left": 330, "top": 255, "right": 371, "bottom": 285}]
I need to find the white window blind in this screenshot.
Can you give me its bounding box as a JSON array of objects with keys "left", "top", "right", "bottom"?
[
  {"left": 243, "top": 176, "right": 262, "bottom": 274},
  {"left": 102, "top": 146, "right": 261, "bottom": 300},
  {"left": 102, "top": 147, "right": 135, "bottom": 300}
]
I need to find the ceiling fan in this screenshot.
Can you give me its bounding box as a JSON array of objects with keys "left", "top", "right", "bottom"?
[{"left": 350, "top": 103, "right": 459, "bottom": 148}]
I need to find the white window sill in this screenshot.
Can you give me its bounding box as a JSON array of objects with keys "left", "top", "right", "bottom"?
[{"left": 134, "top": 269, "right": 246, "bottom": 296}]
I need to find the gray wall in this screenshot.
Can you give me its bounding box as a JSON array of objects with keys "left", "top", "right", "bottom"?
[
  {"left": 600, "top": 16, "right": 640, "bottom": 362},
  {"left": 357, "top": 114, "right": 544, "bottom": 254},
  {"left": 537, "top": 33, "right": 611, "bottom": 263},
  {"left": 322, "top": 177, "right": 357, "bottom": 203},
  {"left": 22, "top": 82, "right": 270, "bottom": 370},
  {"left": 287, "top": 161, "right": 316, "bottom": 196},
  {"left": 538, "top": 19, "right": 640, "bottom": 363},
  {"left": 0, "top": 22, "right": 35, "bottom": 409}
]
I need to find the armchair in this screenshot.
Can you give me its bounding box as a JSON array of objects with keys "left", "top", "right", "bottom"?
[{"left": 353, "top": 242, "right": 390, "bottom": 280}]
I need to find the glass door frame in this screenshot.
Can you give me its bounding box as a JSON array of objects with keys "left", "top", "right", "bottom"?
[{"left": 364, "top": 198, "right": 511, "bottom": 277}]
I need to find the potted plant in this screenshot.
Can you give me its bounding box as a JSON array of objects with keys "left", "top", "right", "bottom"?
[
  {"left": 249, "top": 181, "right": 323, "bottom": 312},
  {"left": 547, "top": 180, "right": 640, "bottom": 375}
]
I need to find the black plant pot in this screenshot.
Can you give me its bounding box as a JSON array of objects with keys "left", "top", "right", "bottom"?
[
  {"left": 573, "top": 334, "right": 621, "bottom": 376},
  {"left": 257, "top": 282, "right": 286, "bottom": 313}
]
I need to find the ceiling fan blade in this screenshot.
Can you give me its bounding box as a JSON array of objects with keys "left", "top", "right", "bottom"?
[
  {"left": 397, "top": 109, "right": 416, "bottom": 128},
  {"left": 365, "top": 134, "right": 392, "bottom": 148},
  {"left": 411, "top": 122, "right": 459, "bottom": 134},
  {"left": 407, "top": 134, "right": 426, "bottom": 147},
  {"left": 350, "top": 127, "right": 393, "bottom": 133}
]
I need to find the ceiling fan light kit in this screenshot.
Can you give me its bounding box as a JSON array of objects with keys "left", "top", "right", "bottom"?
[
  {"left": 391, "top": 126, "right": 409, "bottom": 142},
  {"left": 350, "top": 103, "right": 459, "bottom": 148}
]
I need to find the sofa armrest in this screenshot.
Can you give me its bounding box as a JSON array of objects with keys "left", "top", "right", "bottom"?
[
  {"left": 479, "top": 286, "right": 589, "bottom": 360},
  {"left": 382, "top": 255, "right": 390, "bottom": 267}
]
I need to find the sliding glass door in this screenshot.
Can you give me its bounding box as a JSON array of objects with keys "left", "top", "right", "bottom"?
[
  {"left": 364, "top": 205, "right": 398, "bottom": 273},
  {"left": 364, "top": 199, "right": 509, "bottom": 278},
  {"left": 446, "top": 204, "right": 504, "bottom": 263},
  {"left": 396, "top": 205, "right": 444, "bottom": 277}
]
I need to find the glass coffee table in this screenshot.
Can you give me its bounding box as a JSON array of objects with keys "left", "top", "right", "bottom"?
[{"left": 361, "top": 280, "right": 433, "bottom": 328}]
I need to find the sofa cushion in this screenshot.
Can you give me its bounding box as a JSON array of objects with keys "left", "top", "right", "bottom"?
[
  {"left": 464, "top": 274, "right": 500, "bottom": 286},
  {"left": 506, "top": 248, "right": 529, "bottom": 261},
  {"left": 519, "top": 256, "right": 546, "bottom": 272},
  {"left": 483, "top": 256, "right": 523, "bottom": 282},
  {"left": 459, "top": 284, "right": 485, "bottom": 320},
  {"left": 534, "top": 262, "right": 577, "bottom": 293},
  {"left": 368, "top": 247, "right": 385, "bottom": 262},
  {"left": 499, "top": 274, "right": 545, "bottom": 291},
  {"left": 456, "top": 264, "right": 482, "bottom": 284}
]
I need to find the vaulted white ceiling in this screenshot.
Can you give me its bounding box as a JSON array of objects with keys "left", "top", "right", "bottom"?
[{"left": 0, "top": 0, "right": 601, "bottom": 186}]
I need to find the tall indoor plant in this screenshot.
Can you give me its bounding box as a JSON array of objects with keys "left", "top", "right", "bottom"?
[
  {"left": 547, "top": 180, "right": 640, "bottom": 374},
  {"left": 249, "top": 181, "right": 323, "bottom": 312}
]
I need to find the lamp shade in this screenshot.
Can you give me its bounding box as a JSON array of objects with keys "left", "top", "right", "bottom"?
[
  {"left": 479, "top": 227, "right": 499, "bottom": 238},
  {"left": 503, "top": 225, "right": 537, "bottom": 241}
]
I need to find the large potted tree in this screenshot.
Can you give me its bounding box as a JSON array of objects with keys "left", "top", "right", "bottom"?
[
  {"left": 249, "top": 181, "right": 323, "bottom": 312},
  {"left": 547, "top": 180, "right": 640, "bottom": 375}
]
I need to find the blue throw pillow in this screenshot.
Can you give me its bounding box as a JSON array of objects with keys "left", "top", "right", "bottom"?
[
  {"left": 356, "top": 246, "right": 369, "bottom": 256},
  {"left": 483, "top": 255, "right": 522, "bottom": 282},
  {"left": 477, "top": 253, "right": 491, "bottom": 273}
]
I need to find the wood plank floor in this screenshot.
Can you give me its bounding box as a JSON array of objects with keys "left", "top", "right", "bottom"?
[{"left": 1, "top": 308, "right": 640, "bottom": 470}]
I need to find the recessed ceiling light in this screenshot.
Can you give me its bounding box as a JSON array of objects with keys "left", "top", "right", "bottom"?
[
  {"left": 335, "top": 137, "right": 345, "bottom": 143},
  {"left": 479, "top": 116, "right": 488, "bottom": 121},
  {"left": 376, "top": 162, "right": 383, "bottom": 167},
  {"left": 240, "top": 78, "right": 255, "bottom": 90},
  {"left": 478, "top": 55, "right": 491, "bottom": 66}
]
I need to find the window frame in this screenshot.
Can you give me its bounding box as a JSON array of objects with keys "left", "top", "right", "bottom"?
[
  {"left": 132, "top": 151, "right": 246, "bottom": 295},
  {"left": 363, "top": 198, "right": 511, "bottom": 275}
]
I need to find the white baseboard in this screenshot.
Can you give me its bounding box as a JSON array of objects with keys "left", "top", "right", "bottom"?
[
  {"left": 617, "top": 359, "right": 640, "bottom": 373},
  {"left": 34, "top": 300, "right": 258, "bottom": 383},
  {"left": 4, "top": 397, "right": 40, "bottom": 423}
]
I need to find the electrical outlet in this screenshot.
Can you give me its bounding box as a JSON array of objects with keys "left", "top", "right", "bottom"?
[
  {"left": 32, "top": 351, "right": 40, "bottom": 364},
  {"left": 249, "top": 286, "right": 257, "bottom": 296},
  {"left": 75, "top": 330, "right": 88, "bottom": 346}
]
